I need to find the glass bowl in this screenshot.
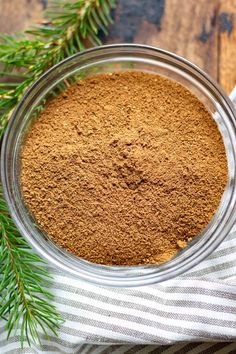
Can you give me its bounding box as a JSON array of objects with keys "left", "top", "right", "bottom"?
[{"left": 2, "top": 44, "right": 236, "bottom": 287}]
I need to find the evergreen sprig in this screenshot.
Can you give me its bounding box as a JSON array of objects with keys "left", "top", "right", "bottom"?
[
  {"left": 0, "top": 187, "right": 63, "bottom": 346},
  {"left": 0, "top": 0, "right": 115, "bottom": 138},
  {"left": 0, "top": 0, "right": 115, "bottom": 347}
]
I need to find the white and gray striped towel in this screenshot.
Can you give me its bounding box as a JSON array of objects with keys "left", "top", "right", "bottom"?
[
  {"left": 0, "top": 226, "right": 236, "bottom": 354},
  {"left": 1, "top": 91, "right": 236, "bottom": 354}
]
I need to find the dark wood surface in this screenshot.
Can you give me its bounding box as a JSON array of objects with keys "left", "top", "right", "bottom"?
[{"left": 0, "top": 0, "right": 236, "bottom": 93}]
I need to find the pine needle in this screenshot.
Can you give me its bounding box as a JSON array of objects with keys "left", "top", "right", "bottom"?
[
  {"left": 0, "top": 0, "right": 116, "bottom": 347},
  {"left": 0, "top": 186, "right": 64, "bottom": 347}
]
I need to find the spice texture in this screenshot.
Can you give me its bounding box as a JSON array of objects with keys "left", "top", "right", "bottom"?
[{"left": 21, "top": 72, "right": 227, "bottom": 265}]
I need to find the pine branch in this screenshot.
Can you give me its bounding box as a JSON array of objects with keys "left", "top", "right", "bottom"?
[
  {"left": 0, "top": 0, "right": 115, "bottom": 138},
  {"left": 0, "top": 187, "right": 63, "bottom": 347},
  {"left": 0, "top": 0, "right": 115, "bottom": 346}
]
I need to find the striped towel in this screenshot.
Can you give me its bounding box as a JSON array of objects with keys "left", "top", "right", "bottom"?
[
  {"left": 1, "top": 92, "right": 236, "bottom": 354},
  {"left": 1, "top": 220, "right": 236, "bottom": 354}
]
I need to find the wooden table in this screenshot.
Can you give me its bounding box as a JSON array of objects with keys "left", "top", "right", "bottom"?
[{"left": 1, "top": 0, "right": 236, "bottom": 94}]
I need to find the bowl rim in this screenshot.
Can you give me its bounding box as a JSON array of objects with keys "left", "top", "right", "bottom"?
[{"left": 2, "top": 43, "right": 236, "bottom": 287}]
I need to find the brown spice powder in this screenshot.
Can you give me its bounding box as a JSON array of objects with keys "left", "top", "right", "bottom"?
[{"left": 21, "top": 71, "right": 228, "bottom": 265}]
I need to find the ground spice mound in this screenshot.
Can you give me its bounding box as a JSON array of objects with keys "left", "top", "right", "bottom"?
[{"left": 21, "top": 71, "right": 228, "bottom": 266}]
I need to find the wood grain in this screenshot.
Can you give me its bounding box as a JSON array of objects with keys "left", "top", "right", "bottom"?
[
  {"left": 0, "top": 0, "right": 45, "bottom": 33},
  {"left": 106, "top": 0, "right": 219, "bottom": 80},
  {"left": 219, "top": 0, "right": 236, "bottom": 93}
]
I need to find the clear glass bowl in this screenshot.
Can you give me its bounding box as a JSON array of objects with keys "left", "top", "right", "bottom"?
[{"left": 2, "top": 44, "right": 236, "bottom": 287}]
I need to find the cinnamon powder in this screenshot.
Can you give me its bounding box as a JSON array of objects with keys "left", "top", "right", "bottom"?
[{"left": 21, "top": 72, "right": 227, "bottom": 265}]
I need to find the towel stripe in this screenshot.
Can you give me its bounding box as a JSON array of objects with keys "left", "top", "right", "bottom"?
[{"left": 1, "top": 230, "right": 236, "bottom": 353}]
